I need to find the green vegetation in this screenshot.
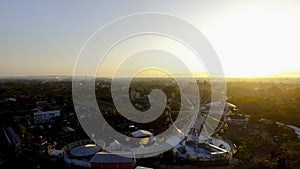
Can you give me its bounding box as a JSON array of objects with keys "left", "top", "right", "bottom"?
[{"left": 226, "top": 78, "right": 300, "bottom": 127}]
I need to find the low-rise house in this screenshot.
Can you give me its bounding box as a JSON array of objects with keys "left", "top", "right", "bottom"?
[{"left": 33, "top": 110, "right": 60, "bottom": 124}]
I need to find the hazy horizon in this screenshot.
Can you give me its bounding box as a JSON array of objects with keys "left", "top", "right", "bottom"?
[{"left": 1, "top": 70, "right": 300, "bottom": 79}]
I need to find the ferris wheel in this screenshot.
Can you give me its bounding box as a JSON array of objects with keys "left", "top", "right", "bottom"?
[{"left": 166, "top": 80, "right": 227, "bottom": 143}]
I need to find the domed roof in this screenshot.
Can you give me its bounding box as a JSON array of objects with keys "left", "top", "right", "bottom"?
[{"left": 70, "top": 144, "right": 101, "bottom": 157}]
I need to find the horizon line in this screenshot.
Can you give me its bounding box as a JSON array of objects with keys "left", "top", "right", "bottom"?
[{"left": 0, "top": 74, "right": 300, "bottom": 79}]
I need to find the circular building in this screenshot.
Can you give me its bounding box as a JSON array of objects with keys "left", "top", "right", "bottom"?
[
  {"left": 62, "top": 139, "right": 135, "bottom": 169},
  {"left": 70, "top": 144, "right": 101, "bottom": 157}
]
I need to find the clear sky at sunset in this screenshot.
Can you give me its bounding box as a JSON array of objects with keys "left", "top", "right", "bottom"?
[{"left": 1, "top": 0, "right": 300, "bottom": 77}]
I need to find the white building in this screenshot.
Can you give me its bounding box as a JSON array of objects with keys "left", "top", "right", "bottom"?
[{"left": 34, "top": 110, "right": 60, "bottom": 123}]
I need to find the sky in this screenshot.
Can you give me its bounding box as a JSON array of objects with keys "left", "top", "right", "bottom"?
[{"left": 1, "top": 0, "right": 300, "bottom": 77}]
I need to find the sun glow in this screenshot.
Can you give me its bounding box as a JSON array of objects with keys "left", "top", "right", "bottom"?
[
  {"left": 1, "top": 1, "right": 300, "bottom": 78},
  {"left": 201, "top": 1, "right": 300, "bottom": 77}
]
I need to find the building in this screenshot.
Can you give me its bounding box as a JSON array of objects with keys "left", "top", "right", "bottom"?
[
  {"left": 107, "top": 140, "right": 122, "bottom": 151},
  {"left": 58, "top": 126, "right": 76, "bottom": 140},
  {"left": 226, "top": 114, "right": 251, "bottom": 128},
  {"left": 90, "top": 152, "right": 135, "bottom": 169},
  {"left": 36, "top": 101, "right": 51, "bottom": 110},
  {"left": 62, "top": 139, "right": 135, "bottom": 169},
  {"left": 33, "top": 110, "right": 60, "bottom": 123}
]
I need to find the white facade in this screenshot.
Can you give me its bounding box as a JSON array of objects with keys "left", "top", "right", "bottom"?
[{"left": 34, "top": 110, "right": 60, "bottom": 123}]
